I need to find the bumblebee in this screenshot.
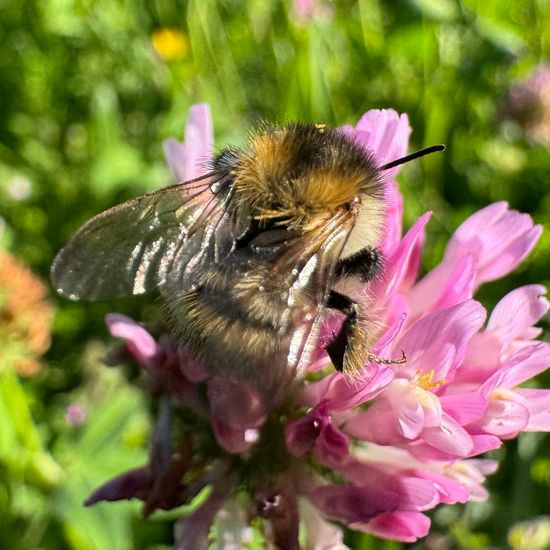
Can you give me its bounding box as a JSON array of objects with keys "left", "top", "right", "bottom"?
[{"left": 51, "top": 123, "right": 443, "bottom": 403}]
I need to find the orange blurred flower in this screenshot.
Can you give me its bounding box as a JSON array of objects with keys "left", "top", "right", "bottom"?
[{"left": 0, "top": 250, "right": 55, "bottom": 376}]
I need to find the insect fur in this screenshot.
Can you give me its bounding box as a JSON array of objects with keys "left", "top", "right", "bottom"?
[{"left": 51, "top": 122, "right": 443, "bottom": 404}]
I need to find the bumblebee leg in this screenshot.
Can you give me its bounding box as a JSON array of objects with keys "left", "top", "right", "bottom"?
[
  {"left": 335, "top": 246, "right": 382, "bottom": 283},
  {"left": 326, "top": 290, "right": 406, "bottom": 374},
  {"left": 325, "top": 290, "right": 360, "bottom": 373}
]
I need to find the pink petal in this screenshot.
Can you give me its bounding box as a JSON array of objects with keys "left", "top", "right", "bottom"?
[
  {"left": 355, "top": 511, "right": 431, "bottom": 543},
  {"left": 210, "top": 415, "right": 259, "bottom": 454},
  {"left": 406, "top": 255, "right": 476, "bottom": 323},
  {"left": 342, "top": 404, "right": 401, "bottom": 445},
  {"left": 482, "top": 342, "right": 550, "bottom": 391},
  {"left": 444, "top": 202, "right": 542, "bottom": 287},
  {"left": 396, "top": 301, "right": 486, "bottom": 381},
  {"left": 208, "top": 377, "right": 266, "bottom": 427},
  {"left": 372, "top": 212, "right": 431, "bottom": 305},
  {"left": 486, "top": 285, "right": 549, "bottom": 342},
  {"left": 338, "top": 461, "right": 439, "bottom": 511},
  {"left": 468, "top": 434, "right": 502, "bottom": 456},
  {"left": 163, "top": 103, "right": 214, "bottom": 182},
  {"left": 105, "top": 313, "right": 157, "bottom": 367},
  {"left": 300, "top": 366, "right": 394, "bottom": 411},
  {"left": 413, "top": 471, "right": 469, "bottom": 504},
  {"left": 353, "top": 109, "right": 412, "bottom": 173},
  {"left": 440, "top": 392, "right": 488, "bottom": 425}
]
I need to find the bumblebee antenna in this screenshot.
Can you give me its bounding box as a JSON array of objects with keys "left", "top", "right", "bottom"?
[{"left": 379, "top": 144, "right": 445, "bottom": 171}]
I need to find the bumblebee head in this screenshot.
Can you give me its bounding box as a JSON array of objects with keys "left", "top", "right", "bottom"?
[{"left": 233, "top": 123, "right": 386, "bottom": 242}]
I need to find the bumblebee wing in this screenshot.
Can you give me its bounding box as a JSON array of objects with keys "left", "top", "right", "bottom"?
[
  {"left": 51, "top": 173, "right": 235, "bottom": 300},
  {"left": 266, "top": 211, "right": 354, "bottom": 375}
]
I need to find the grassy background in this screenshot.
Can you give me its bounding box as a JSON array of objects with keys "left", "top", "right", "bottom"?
[{"left": 1, "top": 0, "right": 549, "bottom": 548}]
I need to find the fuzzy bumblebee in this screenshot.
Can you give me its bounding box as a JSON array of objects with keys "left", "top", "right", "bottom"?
[{"left": 51, "top": 122, "right": 442, "bottom": 404}]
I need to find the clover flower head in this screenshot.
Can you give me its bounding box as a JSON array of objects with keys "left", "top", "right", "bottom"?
[{"left": 86, "top": 105, "right": 550, "bottom": 549}]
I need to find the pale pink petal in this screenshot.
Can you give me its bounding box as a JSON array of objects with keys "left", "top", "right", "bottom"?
[
  {"left": 476, "top": 389, "right": 530, "bottom": 438},
  {"left": 446, "top": 459, "right": 498, "bottom": 501},
  {"left": 523, "top": 402, "right": 550, "bottom": 431},
  {"left": 300, "top": 499, "right": 349, "bottom": 550},
  {"left": 385, "top": 381, "right": 426, "bottom": 440},
  {"left": 355, "top": 511, "right": 431, "bottom": 543},
  {"left": 381, "top": 181, "right": 404, "bottom": 254},
  {"left": 421, "top": 413, "right": 473, "bottom": 457},
  {"left": 342, "top": 404, "right": 401, "bottom": 445},
  {"left": 106, "top": 313, "right": 157, "bottom": 367},
  {"left": 163, "top": 103, "right": 213, "bottom": 182}
]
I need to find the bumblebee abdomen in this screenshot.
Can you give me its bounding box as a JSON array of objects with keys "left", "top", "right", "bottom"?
[{"left": 162, "top": 258, "right": 313, "bottom": 394}]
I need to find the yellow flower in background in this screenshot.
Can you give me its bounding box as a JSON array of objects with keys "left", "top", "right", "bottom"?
[
  {"left": 151, "top": 28, "right": 189, "bottom": 61},
  {"left": 0, "top": 250, "right": 54, "bottom": 376}
]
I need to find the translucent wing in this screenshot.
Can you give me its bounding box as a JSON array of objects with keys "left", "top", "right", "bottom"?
[
  {"left": 51, "top": 173, "right": 235, "bottom": 300},
  {"left": 263, "top": 209, "right": 355, "bottom": 376}
]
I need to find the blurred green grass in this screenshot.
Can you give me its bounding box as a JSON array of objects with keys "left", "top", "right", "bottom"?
[{"left": 1, "top": 0, "right": 549, "bottom": 548}]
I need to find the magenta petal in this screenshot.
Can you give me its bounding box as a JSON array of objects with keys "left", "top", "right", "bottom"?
[
  {"left": 356, "top": 511, "right": 431, "bottom": 543},
  {"left": 285, "top": 411, "right": 323, "bottom": 457},
  {"left": 310, "top": 484, "right": 398, "bottom": 524},
  {"left": 105, "top": 313, "right": 157, "bottom": 367}
]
